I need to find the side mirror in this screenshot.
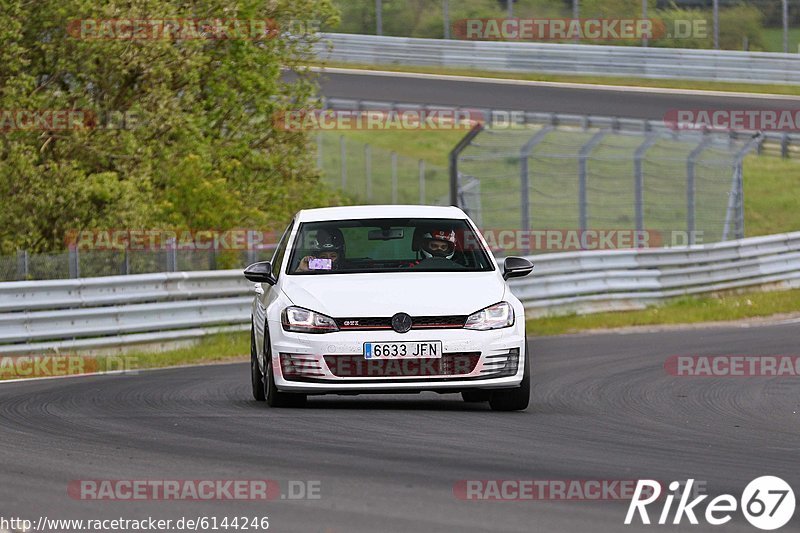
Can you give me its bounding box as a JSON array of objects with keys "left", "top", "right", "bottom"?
[
  {"left": 244, "top": 261, "right": 277, "bottom": 285},
  {"left": 503, "top": 256, "right": 534, "bottom": 280}
]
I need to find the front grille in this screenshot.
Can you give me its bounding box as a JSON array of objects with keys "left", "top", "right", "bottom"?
[
  {"left": 334, "top": 315, "right": 467, "bottom": 331},
  {"left": 480, "top": 348, "right": 520, "bottom": 377},
  {"left": 322, "top": 352, "right": 480, "bottom": 378},
  {"left": 280, "top": 353, "right": 326, "bottom": 379}
]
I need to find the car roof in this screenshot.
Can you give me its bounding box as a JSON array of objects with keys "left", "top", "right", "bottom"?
[{"left": 294, "top": 205, "right": 468, "bottom": 223}]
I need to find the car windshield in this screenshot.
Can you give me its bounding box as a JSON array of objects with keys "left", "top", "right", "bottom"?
[{"left": 286, "top": 218, "right": 494, "bottom": 274}]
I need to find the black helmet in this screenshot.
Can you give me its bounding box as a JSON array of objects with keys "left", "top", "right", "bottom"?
[{"left": 310, "top": 227, "right": 344, "bottom": 254}]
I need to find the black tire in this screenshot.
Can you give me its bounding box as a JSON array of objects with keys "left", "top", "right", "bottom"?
[
  {"left": 264, "top": 329, "right": 307, "bottom": 408},
  {"left": 489, "top": 341, "right": 530, "bottom": 412},
  {"left": 251, "top": 323, "right": 265, "bottom": 402},
  {"left": 461, "top": 390, "right": 491, "bottom": 403}
]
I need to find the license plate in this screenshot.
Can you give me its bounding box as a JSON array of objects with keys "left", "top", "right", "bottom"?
[{"left": 363, "top": 341, "right": 442, "bottom": 359}]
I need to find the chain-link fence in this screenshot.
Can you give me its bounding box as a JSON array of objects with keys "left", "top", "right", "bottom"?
[
  {"left": 453, "top": 114, "right": 760, "bottom": 255},
  {"left": 316, "top": 132, "right": 449, "bottom": 206}
]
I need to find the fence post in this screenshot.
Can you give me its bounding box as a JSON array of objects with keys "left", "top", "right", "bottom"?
[
  {"left": 316, "top": 132, "right": 323, "bottom": 170},
  {"left": 418, "top": 159, "right": 426, "bottom": 204},
  {"left": 633, "top": 132, "right": 659, "bottom": 236},
  {"left": 365, "top": 143, "right": 372, "bottom": 202},
  {"left": 449, "top": 123, "right": 484, "bottom": 206},
  {"left": 339, "top": 135, "right": 347, "bottom": 190},
  {"left": 391, "top": 151, "right": 398, "bottom": 204},
  {"left": 686, "top": 135, "right": 712, "bottom": 244},
  {"left": 123, "top": 249, "right": 130, "bottom": 275},
  {"left": 578, "top": 130, "right": 607, "bottom": 236},
  {"left": 68, "top": 246, "right": 80, "bottom": 279},
  {"left": 246, "top": 230, "right": 257, "bottom": 266},
  {"left": 519, "top": 126, "right": 555, "bottom": 252},
  {"left": 16, "top": 250, "right": 29, "bottom": 280},
  {"left": 166, "top": 237, "right": 177, "bottom": 272},
  {"left": 722, "top": 134, "right": 760, "bottom": 240}
]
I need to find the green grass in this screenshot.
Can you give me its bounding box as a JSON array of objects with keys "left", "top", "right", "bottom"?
[
  {"left": 743, "top": 155, "right": 800, "bottom": 236},
  {"left": 316, "top": 61, "right": 800, "bottom": 97},
  {"left": 761, "top": 27, "right": 800, "bottom": 53},
  {"left": 0, "top": 332, "right": 249, "bottom": 381},
  {"left": 527, "top": 287, "right": 800, "bottom": 336}
]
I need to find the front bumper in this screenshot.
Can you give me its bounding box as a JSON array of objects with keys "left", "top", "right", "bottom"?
[{"left": 267, "top": 322, "right": 526, "bottom": 393}]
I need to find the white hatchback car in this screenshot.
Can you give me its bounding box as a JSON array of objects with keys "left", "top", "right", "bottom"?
[{"left": 244, "top": 205, "right": 533, "bottom": 410}]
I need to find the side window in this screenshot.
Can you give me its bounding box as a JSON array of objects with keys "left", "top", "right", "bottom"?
[{"left": 270, "top": 220, "right": 294, "bottom": 279}]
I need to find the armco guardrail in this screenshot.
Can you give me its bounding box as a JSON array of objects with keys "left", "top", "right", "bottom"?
[
  {"left": 1, "top": 231, "right": 798, "bottom": 355},
  {"left": 0, "top": 271, "right": 254, "bottom": 355},
  {"left": 314, "top": 33, "right": 800, "bottom": 85}
]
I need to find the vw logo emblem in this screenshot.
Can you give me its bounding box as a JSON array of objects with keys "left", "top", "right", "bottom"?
[{"left": 391, "top": 312, "right": 413, "bottom": 333}]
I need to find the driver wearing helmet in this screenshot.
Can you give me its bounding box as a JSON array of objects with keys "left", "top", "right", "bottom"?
[
  {"left": 405, "top": 229, "right": 459, "bottom": 269},
  {"left": 296, "top": 227, "right": 345, "bottom": 272},
  {"left": 421, "top": 229, "right": 457, "bottom": 260}
]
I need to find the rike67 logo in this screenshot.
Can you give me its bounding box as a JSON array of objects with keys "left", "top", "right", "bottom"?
[{"left": 625, "top": 477, "right": 795, "bottom": 530}]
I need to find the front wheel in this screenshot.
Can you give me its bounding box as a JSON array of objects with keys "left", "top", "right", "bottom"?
[
  {"left": 489, "top": 341, "right": 530, "bottom": 412},
  {"left": 251, "top": 323, "right": 265, "bottom": 402}
]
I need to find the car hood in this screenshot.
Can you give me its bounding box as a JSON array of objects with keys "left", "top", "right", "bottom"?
[{"left": 281, "top": 271, "right": 505, "bottom": 317}]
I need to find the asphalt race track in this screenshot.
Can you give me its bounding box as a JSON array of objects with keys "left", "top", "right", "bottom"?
[
  {"left": 299, "top": 68, "right": 800, "bottom": 120},
  {"left": 1, "top": 321, "right": 798, "bottom": 532}
]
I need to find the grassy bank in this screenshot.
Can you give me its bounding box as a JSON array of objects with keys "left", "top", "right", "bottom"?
[
  {"left": 527, "top": 288, "right": 800, "bottom": 336},
  {"left": 0, "top": 332, "right": 249, "bottom": 381}
]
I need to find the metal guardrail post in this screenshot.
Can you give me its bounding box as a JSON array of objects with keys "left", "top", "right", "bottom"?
[
  {"left": 419, "top": 159, "right": 425, "bottom": 204},
  {"left": 713, "top": 0, "right": 719, "bottom": 49},
  {"left": 781, "top": 133, "right": 789, "bottom": 159},
  {"left": 246, "top": 231, "right": 257, "bottom": 266},
  {"left": 723, "top": 134, "right": 761, "bottom": 240},
  {"left": 339, "top": 135, "right": 347, "bottom": 190},
  {"left": 166, "top": 237, "right": 177, "bottom": 272},
  {"left": 68, "top": 247, "right": 80, "bottom": 279},
  {"left": 365, "top": 143, "right": 372, "bottom": 202},
  {"left": 519, "top": 126, "right": 555, "bottom": 251},
  {"left": 449, "top": 123, "right": 484, "bottom": 207},
  {"left": 578, "top": 130, "right": 607, "bottom": 235},
  {"left": 16, "top": 251, "right": 28, "bottom": 281},
  {"left": 686, "top": 135, "right": 713, "bottom": 245},
  {"left": 634, "top": 132, "right": 659, "bottom": 235},
  {"left": 443, "top": 0, "right": 450, "bottom": 39},
  {"left": 316, "top": 132, "right": 323, "bottom": 169},
  {"left": 391, "top": 151, "right": 398, "bottom": 204}
]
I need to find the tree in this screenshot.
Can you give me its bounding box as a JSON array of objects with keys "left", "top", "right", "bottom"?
[{"left": 0, "top": 0, "right": 339, "bottom": 254}]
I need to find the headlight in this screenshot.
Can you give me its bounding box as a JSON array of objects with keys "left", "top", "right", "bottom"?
[
  {"left": 464, "top": 302, "right": 514, "bottom": 330},
  {"left": 281, "top": 306, "right": 339, "bottom": 333}
]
